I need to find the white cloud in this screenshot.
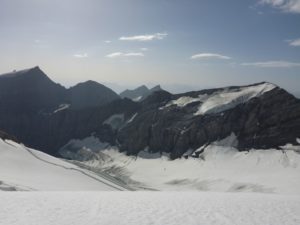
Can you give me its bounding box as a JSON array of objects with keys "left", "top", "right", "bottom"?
[
  {"left": 123, "top": 52, "right": 144, "bottom": 57},
  {"left": 140, "top": 48, "right": 149, "bottom": 51},
  {"left": 288, "top": 38, "right": 300, "bottom": 46},
  {"left": 106, "top": 52, "right": 144, "bottom": 58},
  {"left": 104, "top": 40, "right": 111, "bottom": 44},
  {"left": 259, "top": 0, "right": 300, "bottom": 13},
  {"left": 73, "top": 53, "right": 88, "bottom": 58},
  {"left": 190, "top": 53, "right": 231, "bottom": 60},
  {"left": 242, "top": 60, "right": 300, "bottom": 68},
  {"left": 119, "top": 33, "right": 167, "bottom": 41}
]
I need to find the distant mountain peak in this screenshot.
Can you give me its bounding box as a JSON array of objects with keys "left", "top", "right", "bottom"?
[
  {"left": 67, "top": 80, "right": 120, "bottom": 109},
  {"left": 150, "top": 85, "right": 162, "bottom": 92},
  {"left": 120, "top": 84, "right": 164, "bottom": 102}
]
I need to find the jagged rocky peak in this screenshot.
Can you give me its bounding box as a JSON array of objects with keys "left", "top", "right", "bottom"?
[
  {"left": 150, "top": 85, "right": 162, "bottom": 92},
  {"left": 120, "top": 84, "right": 163, "bottom": 101}
]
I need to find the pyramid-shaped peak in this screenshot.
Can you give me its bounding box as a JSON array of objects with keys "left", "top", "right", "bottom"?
[{"left": 0, "top": 66, "right": 49, "bottom": 80}]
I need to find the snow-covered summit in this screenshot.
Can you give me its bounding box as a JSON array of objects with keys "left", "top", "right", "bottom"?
[
  {"left": 164, "top": 82, "right": 277, "bottom": 115},
  {"left": 196, "top": 82, "right": 276, "bottom": 115}
]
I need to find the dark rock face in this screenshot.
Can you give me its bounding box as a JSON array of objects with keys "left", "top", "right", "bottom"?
[
  {"left": 117, "top": 85, "right": 300, "bottom": 159},
  {"left": 0, "top": 130, "right": 19, "bottom": 143},
  {"left": 0, "top": 67, "right": 128, "bottom": 155},
  {"left": 0, "top": 66, "right": 66, "bottom": 114},
  {"left": 67, "top": 80, "right": 120, "bottom": 109},
  {"left": 23, "top": 98, "right": 139, "bottom": 156},
  {"left": 0, "top": 67, "right": 299, "bottom": 159},
  {"left": 120, "top": 85, "right": 163, "bottom": 101}
]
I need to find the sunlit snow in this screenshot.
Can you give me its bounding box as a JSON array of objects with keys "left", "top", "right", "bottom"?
[
  {"left": 1, "top": 192, "right": 299, "bottom": 225},
  {"left": 0, "top": 139, "right": 125, "bottom": 191},
  {"left": 163, "top": 83, "right": 276, "bottom": 115}
]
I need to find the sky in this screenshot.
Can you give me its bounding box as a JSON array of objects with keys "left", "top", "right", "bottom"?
[{"left": 0, "top": 0, "right": 299, "bottom": 94}]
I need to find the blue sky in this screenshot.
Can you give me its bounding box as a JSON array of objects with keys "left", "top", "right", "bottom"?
[{"left": 0, "top": 0, "right": 299, "bottom": 94}]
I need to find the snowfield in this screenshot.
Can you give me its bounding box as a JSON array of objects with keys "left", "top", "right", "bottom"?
[
  {"left": 0, "top": 139, "right": 127, "bottom": 191},
  {"left": 163, "top": 82, "right": 276, "bottom": 115},
  {"left": 1, "top": 134, "right": 300, "bottom": 225},
  {"left": 60, "top": 135, "right": 300, "bottom": 194},
  {"left": 0, "top": 192, "right": 299, "bottom": 225}
]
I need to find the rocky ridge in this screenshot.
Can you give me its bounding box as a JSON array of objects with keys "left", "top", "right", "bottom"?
[{"left": 0, "top": 67, "right": 299, "bottom": 159}]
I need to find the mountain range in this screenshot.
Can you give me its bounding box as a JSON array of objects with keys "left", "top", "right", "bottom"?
[
  {"left": 0, "top": 66, "right": 300, "bottom": 159},
  {"left": 120, "top": 85, "right": 162, "bottom": 101}
]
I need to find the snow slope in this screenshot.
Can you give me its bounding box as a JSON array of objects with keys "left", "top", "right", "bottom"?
[
  {"left": 60, "top": 135, "right": 300, "bottom": 194},
  {"left": 164, "top": 82, "right": 276, "bottom": 115},
  {"left": 0, "top": 192, "right": 299, "bottom": 225},
  {"left": 0, "top": 139, "right": 127, "bottom": 191}
]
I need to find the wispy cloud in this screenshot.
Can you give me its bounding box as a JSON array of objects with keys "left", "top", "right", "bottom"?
[
  {"left": 242, "top": 60, "right": 300, "bottom": 68},
  {"left": 119, "top": 33, "right": 167, "bottom": 41},
  {"left": 104, "top": 40, "right": 112, "bottom": 44},
  {"left": 191, "top": 53, "right": 231, "bottom": 60},
  {"left": 106, "top": 52, "right": 144, "bottom": 58},
  {"left": 259, "top": 0, "right": 300, "bottom": 13},
  {"left": 33, "top": 39, "right": 49, "bottom": 48},
  {"left": 73, "top": 53, "right": 88, "bottom": 58},
  {"left": 287, "top": 38, "right": 300, "bottom": 46},
  {"left": 140, "top": 48, "right": 149, "bottom": 51}
]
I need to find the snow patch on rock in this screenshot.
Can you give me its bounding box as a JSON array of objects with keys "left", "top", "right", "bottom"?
[
  {"left": 214, "top": 133, "right": 238, "bottom": 147},
  {"left": 132, "top": 96, "right": 143, "bottom": 102},
  {"left": 126, "top": 113, "right": 138, "bottom": 124},
  {"left": 195, "top": 83, "right": 276, "bottom": 115},
  {"left": 103, "top": 114, "right": 124, "bottom": 130},
  {"left": 162, "top": 83, "right": 276, "bottom": 114},
  {"left": 166, "top": 96, "right": 201, "bottom": 108},
  {"left": 53, "top": 104, "right": 70, "bottom": 113}
]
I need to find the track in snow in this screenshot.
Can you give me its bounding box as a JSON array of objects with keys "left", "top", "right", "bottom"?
[{"left": 22, "top": 145, "right": 129, "bottom": 191}]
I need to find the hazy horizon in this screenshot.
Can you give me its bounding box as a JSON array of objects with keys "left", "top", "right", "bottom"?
[{"left": 0, "top": 0, "right": 299, "bottom": 94}]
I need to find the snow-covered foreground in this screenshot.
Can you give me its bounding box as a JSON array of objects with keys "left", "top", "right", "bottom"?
[
  {"left": 0, "top": 139, "right": 127, "bottom": 191},
  {"left": 61, "top": 135, "right": 300, "bottom": 194},
  {"left": 0, "top": 192, "right": 299, "bottom": 225}
]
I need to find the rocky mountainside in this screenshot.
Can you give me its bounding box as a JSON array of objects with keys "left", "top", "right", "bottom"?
[
  {"left": 0, "top": 130, "right": 18, "bottom": 143},
  {"left": 0, "top": 67, "right": 299, "bottom": 159},
  {"left": 120, "top": 85, "right": 162, "bottom": 101},
  {"left": 0, "top": 66, "right": 66, "bottom": 114},
  {"left": 0, "top": 67, "right": 122, "bottom": 155},
  {"left": 67, "top": 80, "right": 120, "bottom": 109},
  {"left": 118, "top": 83, "right": 300, "bottom": 158}
]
